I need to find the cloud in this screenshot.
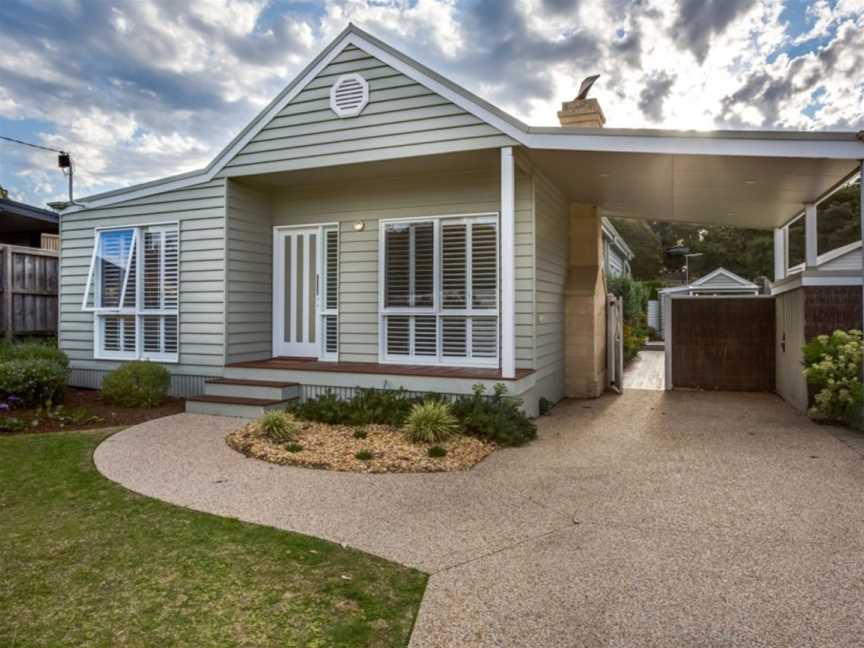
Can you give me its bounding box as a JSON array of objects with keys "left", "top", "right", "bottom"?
[
  {"left": 0, "top": 0, "right": 861, "bottom": 206},
  {"left": 638, "top": 72, "right": 677, "bottom": 122}
]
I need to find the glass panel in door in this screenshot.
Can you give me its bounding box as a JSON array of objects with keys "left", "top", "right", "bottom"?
[{"left": 274, "top": 228, "right": 318, "bottom": 357}]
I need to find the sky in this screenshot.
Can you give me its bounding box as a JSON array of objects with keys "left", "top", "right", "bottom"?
[{"left": 0, "top": 0, "right": 862, "bottom": 207}]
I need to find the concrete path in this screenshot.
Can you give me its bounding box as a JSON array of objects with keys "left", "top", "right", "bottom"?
[
  {"left": 94, "top": 391, "right": 864, "bottom": 647},
  {"left": 624, "top": 349, "right": 665, "bottom": 390}
]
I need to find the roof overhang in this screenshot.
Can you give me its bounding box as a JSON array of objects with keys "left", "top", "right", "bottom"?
[{"left": 58, "top": 23, "right": 864, "bottom": 223}]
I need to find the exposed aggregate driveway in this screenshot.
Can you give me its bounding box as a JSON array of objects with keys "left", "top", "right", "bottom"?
[{"left": 95, "top": 390, "right": 864, "bottom": 647}]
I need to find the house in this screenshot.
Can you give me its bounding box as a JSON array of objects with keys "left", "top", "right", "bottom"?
[
  {"left": 774, "top": 238, "right": 862, "bottom": 412},
  {"left": 0, "top": 197, "right": 59, "bottom": 249},
  {"left": 56, "top": 25, "right": 863, "bottom": 417},
  {"left": 601, "top": 218, "right": 634, "bottom": 278}
]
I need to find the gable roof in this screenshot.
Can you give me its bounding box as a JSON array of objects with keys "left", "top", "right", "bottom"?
[
  {"left": 817, "top": 239, "right": 862, "bottom": 271},
  {"left": 690, "top": 267, "right": 758, "bottom": 289},
  {"left": 59, "top": 24, "right": 864, "bottom": 214}
]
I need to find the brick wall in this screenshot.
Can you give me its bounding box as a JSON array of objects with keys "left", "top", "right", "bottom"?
[{"left": 804, "top": 287, "right": 863, "bottom": 340}]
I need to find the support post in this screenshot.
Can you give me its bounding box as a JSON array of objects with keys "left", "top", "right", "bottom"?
[
  {"left": 773, "top": 228, "right": 786, "bottom": 282},
  {"left": 804, "top": 202, "right": 818, "bottom": 268},
  {"left": 860, "top": 161, "right": 863, "bottom": 386},
  {"left": 500, "top": 147, "right": 516, "bottom": 379}
]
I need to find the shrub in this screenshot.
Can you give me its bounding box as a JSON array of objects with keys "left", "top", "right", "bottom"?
[
  {"left": 285, "top": 442, "right": 304, "bottom": 453},
  {"left": 538, "top": 397, "right": 553, "bottom": 416},
  {"left": 0, "top": 358, "right": 67, "bottom": 408},
  {"left": 451, "top": 384, "right": 537, "bottom": 447},
  {"left": 354, "top": 449, "right": 373, "bottom": 461},
  {"left": 0, "top": 417, "right": 27, "bottom": 434},
  {"left": 427, "top": 445, "right": 447, "bottom": 458},
  {"left": 256, "top": 410, "right": 299, "bottom": 443},
  {"left": 0, "top": 340, "right": 69, "bottom": 369},
  {"left": 608, "top": 276, "right": 649, "bottom": 328},
  {"left": 352, "top": 427, "right": 367, "bottom": 439},
  {"left": 623, "top": 324, "right": 647, "bottom": 364},
  {"left": 291, "top": 389, "right": 421, "bottom": 427},
  {"left": 802, "top": 329, "right": 863, "bottom": 428},
  {"left": 101, "top": 361, "right": 170, "bottom": 408},
  {"left": 403, "top": 400, "right": 458, "bottom": 444}
]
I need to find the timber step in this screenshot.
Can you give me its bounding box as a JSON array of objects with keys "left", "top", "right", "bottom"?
[
  {"left": 186, "top": 394, "right": 297, "bottom": 418},
  {"left": 205, "top": 378, "right": 299, "bottom": 388}
]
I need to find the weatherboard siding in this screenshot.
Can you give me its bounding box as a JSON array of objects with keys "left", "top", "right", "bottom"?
[
  {"left": 225, "top": 180, "right": 274, "bottom": 364},
  {"left": 220, "top": 45, "right": 515, "bottom": 177},
  {"left": 59, "top": 179, "right": 226, "bottom": 386},
  {"left": 532, "top": 169, "right": 569, "bottom": 403}
]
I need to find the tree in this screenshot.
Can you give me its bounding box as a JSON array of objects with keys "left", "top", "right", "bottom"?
[
  {"left": 0, "top": 184, "right": 7, "bottom": 199},
  {"left": 608, "top": 218, "right": 663, "bottom": 280}
]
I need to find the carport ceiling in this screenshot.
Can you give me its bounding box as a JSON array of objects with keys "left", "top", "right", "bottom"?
[{"left": 528, "top": 149, "right": 859, "bottom": 230}]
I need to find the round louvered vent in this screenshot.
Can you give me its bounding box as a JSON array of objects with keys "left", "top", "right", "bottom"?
[{"left": 329, "top": 73, "right": 369, "bottom": 117}]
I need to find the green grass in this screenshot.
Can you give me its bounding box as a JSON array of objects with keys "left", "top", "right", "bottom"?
[{"left": 0, "top": 430, "right": 427, "bottom": 647}]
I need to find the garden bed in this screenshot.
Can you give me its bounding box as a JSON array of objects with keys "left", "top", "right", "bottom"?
[
  {"left": 226, "top": 421, "right": 495, "bottom": 473},
  {"left": 0, "top": 387, "right": 185, "bottom": 434}
]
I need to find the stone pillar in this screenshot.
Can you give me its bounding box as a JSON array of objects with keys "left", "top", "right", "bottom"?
[{"left": 564, "top": 204, "right": 607, "bottom": 397}]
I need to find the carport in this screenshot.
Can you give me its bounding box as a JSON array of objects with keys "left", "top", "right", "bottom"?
[{"left": 523, "top": 128, "right": 863, "bottom": 400}]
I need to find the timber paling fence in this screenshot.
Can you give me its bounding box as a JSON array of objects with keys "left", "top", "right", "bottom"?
[{"left": 0, "top": 244, "right": 59, "bottom": 339}]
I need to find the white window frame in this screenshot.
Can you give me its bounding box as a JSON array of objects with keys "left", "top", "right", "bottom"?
[
  {"left": 377, "top": 212, "right": 500, "bottom": 367},
  {"left": 84, "top": 222, "right": 180, "bottom": 363}
]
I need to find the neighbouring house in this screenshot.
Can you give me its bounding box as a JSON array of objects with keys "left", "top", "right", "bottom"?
[
  {"left": 653, "top": 268, "right": 760, "bottom": 335},
  {"left": 55, "top": 25, "right": 863, "bottom": 417},
  {"left": 0, "top": 197, "right": 59, "bottom": 249},
  {"left": 602, "top": 218, "right": 634, "bottom": 278},
  {"left": 774, "top": 238, "right": 863, "bottom": 412}
]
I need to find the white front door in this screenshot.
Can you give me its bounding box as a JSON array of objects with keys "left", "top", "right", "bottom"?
[{"left": 274, "top": 228, "right": 319, "bottom": 357}]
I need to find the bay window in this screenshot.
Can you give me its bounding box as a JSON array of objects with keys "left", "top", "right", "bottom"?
[
  {"left": 380, "top": 214, "right": 498, "bottom": 366},
  {"left": 82, "top": 224, "right": 179, "bottom": 362}
]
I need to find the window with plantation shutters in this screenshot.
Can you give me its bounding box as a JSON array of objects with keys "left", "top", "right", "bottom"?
[
  {"left": 82, "top": 223, "right": 180, "bottom": 362},
  {"left": 380, "top": 214, "right": 498, "bottom": 366}
]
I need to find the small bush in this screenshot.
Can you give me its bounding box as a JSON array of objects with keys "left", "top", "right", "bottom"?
[
  {"left": 0, "top": 340, "right": 69, "bottom": 369},
  {"left": 403, "top": 400, "right": 458, "bottom": 444},
  {"left": 256, "top": 410, "right": 299, "bottom": 443},
  {"left": 354, "top": 449, "right": 373, "bottom": 461},
  {"left": 538, "top": 397, "right": 553, "bottom": 416},
  {"left": 451, "top": 384, "right": 537, "bottom": 447},
  {"left": 428, "top": 446, "right": 447, "bottom": 458},
  {"left": 101, "top": 361, "right": 170, "bottom": 408},
  {"left": 802, "top": 329, "right": 863, "bottom": 428},
  {"left": 291, "top": 389, "right": 421, "bottom": 427},
  {"left": 623, "top": 324, "right": 647, "bottom": 364},
  {"left": 0, "top": 358, "right": 67, "bottom": 407},
  {"left": 352, "top": 427, "right": 367, "bottom": 439},
  {"left": 0, "top": 417, "right": 26, "bottom": 434},
  {"left": 285, "top": 442, "right": 304, "bottom": 453}
]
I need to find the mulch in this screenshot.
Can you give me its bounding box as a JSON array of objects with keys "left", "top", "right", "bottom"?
[
  {"left": 0, "top": 388, "right": 185, "bottom": 434},
  {"left": 226, "top": 421, "right": 495, "bottom": 473}
]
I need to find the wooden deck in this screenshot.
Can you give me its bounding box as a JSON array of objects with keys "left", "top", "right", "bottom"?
[{"left": 226, "top": 357, "right": 534, "bottom": 381}]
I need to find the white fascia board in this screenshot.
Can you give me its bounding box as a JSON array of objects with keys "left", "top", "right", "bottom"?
[
  {"left": 524, "top": 130, "right": 864, "bottom": 160},
  {"left": 772, "top": 273, "right": 863, "bottom": 295},
  {"left": 691, "top": 267, "right": 756, "bottom": 288},
  {"left": 600, "top": 217, "right": 635, "bottom": 260}
]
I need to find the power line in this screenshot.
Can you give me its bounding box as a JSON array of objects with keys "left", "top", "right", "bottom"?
[{"left": 0, "top": 135, "right": 66, "bottom": 154}]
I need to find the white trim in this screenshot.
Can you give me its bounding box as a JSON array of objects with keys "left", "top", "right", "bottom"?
[
  {"left": 663, "top": 293, "right": 672, "bottom": 391},
  {"left": 804, "top": 203, "right": 818, "bottom": 268},
  {"left": 500, "top": 147, "right": 515, "bottom": 379},
  {"left": 689, "top": 267, "right": 758, "bottom": 289},
  {"left": 771, "top": 273, "right": 863, "bottom": 295},
  {"left": 818, "top": 239, "right": 862, "bottom": 266}
]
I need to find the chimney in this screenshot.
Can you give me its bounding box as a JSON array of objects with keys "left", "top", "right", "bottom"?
[{"left": 557, "top": 74, "right": 605, "bottom": 128}]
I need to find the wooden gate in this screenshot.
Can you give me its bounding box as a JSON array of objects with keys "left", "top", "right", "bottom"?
[
  {"left": 666, "top": 296, "right": 775, "bottom": 391},
  {"left": 607, "top": 293, "right": 624, "bottom": 392},
  {"left": 0, "top": 244, "right": 59, "bottom": 339}
]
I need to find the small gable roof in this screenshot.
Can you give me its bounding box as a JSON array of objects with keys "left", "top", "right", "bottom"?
[
  {"left": 690, "top": 267, "right": 758, "bottom": 289},
  {"left": 817, "top": 239, "right": 862, "bottom": 272}
]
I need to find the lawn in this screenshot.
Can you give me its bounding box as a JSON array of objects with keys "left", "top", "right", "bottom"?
[{"left": 0, "top": 430, "right": 427, "bottom": 647}]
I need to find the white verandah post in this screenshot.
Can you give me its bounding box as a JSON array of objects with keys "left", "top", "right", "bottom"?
[
  {"left": 773, "top": 227, "right": 786, "bottom": 282},
  {"left": 804, "top": 202, "right": 818, "bottom": 268},
  {"left": 500, "top": 147, "right": 516, "bottom": 379}
]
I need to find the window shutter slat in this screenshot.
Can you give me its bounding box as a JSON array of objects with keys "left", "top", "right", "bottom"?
[
  {"left": 386, "top": 316, "right": 410, "bottom": 356},
  {"left": 163, "top": 230, "right": 179, "bottom": 309},
  {"left": 325, "top": 229, "right": 338, "bottom": 311},
  {"left": 471, "top": 223, "right": 497, "bottom": 308},
  {"left": 384, "top": 226, "right": 410, "bottom": 307},
  {"left": 441, "top": 317, "right": 467, "bottom": 357},
  {"left": 144, "top": 231, "right": 162, "bottom": 309},
  {"left": 414, "top": 316, "right": 437, "bottom": 356},
  {"left": 441, "top": 223, "right": 466, "bottom": 309},
  {"left": 413, "top": 223, "right": 434, "bottom": 307},
  {"left": 471, "top": 317, "right": 498, "bottom": 358}
]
